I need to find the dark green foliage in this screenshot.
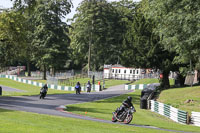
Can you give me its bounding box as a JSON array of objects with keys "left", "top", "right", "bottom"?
[
  {"left": 120, "top": 2, "right": 180, "bottom": 89},
  {"left": 0, "top": 11, "right": 27, "bottom": 67},
  {"left": 147, "top": 0, "right": 200, "bottom": 71},
  {"left": 70, "top": 0, "right": 123, "bottom": 71},
  {"left": 31, "top": 0, "right": 72, "bottom": 78}
]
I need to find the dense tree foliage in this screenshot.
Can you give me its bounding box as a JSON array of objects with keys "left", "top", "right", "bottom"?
[
  {"left": 0, "top": 0, "right": 199, "bottom": 88},
  {"left": 31, "top": 0, "right": 72, "bottom": 79},
  {"left": 120, "top": 2, "right": 180, "bottom": 89},
  {"left": 0, "top": 11, "right": 27, "bottom": 67},
  {"left": 70, "top": 0, "right": 122, "bottom": 71},
  {"left": 146, "top": 0, "right": 200, "bottom": 71},
  {"left": 0, "top": 0, "right": 72, "bottom": 79},
  {"left": 11, "top": 0, "right": 37, "bottom": 76}
]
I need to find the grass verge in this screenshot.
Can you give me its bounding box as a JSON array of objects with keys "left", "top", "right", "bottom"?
[
  {"left": 0, "top": 78, "right": 73, "bottom": 96},
  {"left": 0, "top": 108, "right": 172, "bottom": 133},
  {"left": 131, "top": 78, "right": 174, "bottom": 86},
  {"left": 157, "top": 85, "right": 200, "bottom": 113},
  {"left": 66, "top": 90, "right": 200, "bottom": 132}
]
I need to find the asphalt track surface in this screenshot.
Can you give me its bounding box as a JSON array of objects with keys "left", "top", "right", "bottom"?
[
  {"left": 0, "top": 85, "right": 198, "bottom": 133},
  {"left": 0, "top": 85, "right": 26, "bottom": 92}
]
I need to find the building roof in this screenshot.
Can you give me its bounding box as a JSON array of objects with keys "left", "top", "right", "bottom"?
[{"left": 104, "top": 64, "right": 124, "bottom": 69}]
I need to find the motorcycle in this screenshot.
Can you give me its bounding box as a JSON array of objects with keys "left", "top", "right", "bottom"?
[
  {"left": 75, "top": 86, "right": 81, "bottom": 94},
  {"left": 40, "top": 89, "right": 47, "bottom": 99},
  {"left": 87, "top": 84, "right": 91, "bottom": 93},
  {"left": 112, "top": 106, "right": 136, "bottom": 124}
]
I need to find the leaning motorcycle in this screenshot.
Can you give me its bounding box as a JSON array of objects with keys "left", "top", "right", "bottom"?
[
  {"left": 112, "top": 106, "right": 135, "bottom": 124},
  {"left": 40, "top": 89, "right": 47, "bottom": 99}
]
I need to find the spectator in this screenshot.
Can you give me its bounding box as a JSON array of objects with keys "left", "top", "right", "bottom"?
[{"left": 98, "top": 81, "right": 101, "bottom": 91}]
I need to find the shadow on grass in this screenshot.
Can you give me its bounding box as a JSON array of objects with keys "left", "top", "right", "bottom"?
[
  {"left": 66, "top": 106, "right": 112, "bottom": 115},
  {"left": 0, "top": 108, "right": 14, "bottom": 113},
  {"left": 66, "top": 92, "right": 141, "bottom": 115},
  {"left": 95, "top": 93, "right": 141, "bottom": 106}
]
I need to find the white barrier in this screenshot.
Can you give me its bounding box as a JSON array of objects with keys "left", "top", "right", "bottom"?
[
  {"left": 191, "top": 112, "right": 200, "bottom": 127},
  {"left": 0, "top": 74, "right": 100, "bottom": 92},
  {"left": 150, "top": 100, "right": 188, "bottom": 124}
]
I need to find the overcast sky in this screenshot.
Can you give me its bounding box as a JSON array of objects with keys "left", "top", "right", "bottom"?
[{"left": 0, "top": 0, "right": 141, "bottom": 20}]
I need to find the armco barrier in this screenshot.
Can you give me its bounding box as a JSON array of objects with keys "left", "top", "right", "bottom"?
[
  {"left": 125, "top": 84, "right": 149, "bottom": 90},
  {"left": 0, "top": 75, "right": 6, "bottom": 78},
  {"left": 0, "top": 75, "right": 100, "bottom": 92},
  {"left": 191, "top": 112, "right": 200, "bottom": 127},
  {"left": 150, "top": 100, "right": 189, "bottom": 124},
  {"left": 125, "top": 83, "right": 160, "bottom": 90}
]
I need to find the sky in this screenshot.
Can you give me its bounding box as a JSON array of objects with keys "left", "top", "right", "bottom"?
[{"left": 0, "top": 0, "right": 141, "bottom": 20}]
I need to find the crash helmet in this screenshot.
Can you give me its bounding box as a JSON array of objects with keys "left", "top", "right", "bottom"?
[{"left": 127, "top": 96, "right": 132, "bottom": 101}]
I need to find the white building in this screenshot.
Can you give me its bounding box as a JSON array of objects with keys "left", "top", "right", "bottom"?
[{"left": 104, "top": 64, "right": 145, "bottom": 81}]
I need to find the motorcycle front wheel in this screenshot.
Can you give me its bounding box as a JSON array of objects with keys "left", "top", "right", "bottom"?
[
  {"left": 111, "top": 115, "right": 117, "bottom": 122},
  {"left": 124, "top": 114, "right": 133, "bottom": 124}
]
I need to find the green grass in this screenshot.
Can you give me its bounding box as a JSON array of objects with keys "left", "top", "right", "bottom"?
[
  {"left": 66, "top": 90, "right": 200, "bottom": 132},
  {"left": 157, "top": 85, "right": 200, "bottom": 113},
  {"left": 131, "top": 78, "right": 174, "bottom": 86},
  {"left": 103, "top": 79, "right": 130, "bottom": 88},
  {"left": 0, "top": 77, "right": 129, "bottom": 96},
  {"left": 32, "top": 79, "right": 47, "bottom": 84},
  {"left": 0, "top": 78, "right": 73, "bottom": 96},
  {"left": 0, "top": 78, "right": 200, "bottom": 132},
  {"left": 0, "top": 108, "right": 172, "bottom": 133}
]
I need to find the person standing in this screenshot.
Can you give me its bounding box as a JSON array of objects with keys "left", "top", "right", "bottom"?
[{"left": 98, "top": 81, "right": 101, "bottom": 91}]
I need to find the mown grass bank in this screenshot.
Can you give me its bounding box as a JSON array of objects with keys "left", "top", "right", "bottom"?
[
  {"left": 0, "top": 77, "right": 129, "bottom": 96},
  {"left": 0, "top": 108, "right": 171, "bottom": 133},
  {"left": 131, "top": 78, "right": 174, "bottom": 86},
  {"left": 0, "top": 78, "right": 72, "bottom": 96},
  {"left": 66, "top": 90, "right": 200, "bottom": 132},
  {"left": 157, "top": 85, "right": 200, "bottom": 113}
]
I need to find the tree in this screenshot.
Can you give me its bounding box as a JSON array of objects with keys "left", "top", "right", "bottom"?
[
  {"left": 121, "top": 2, "right": 179, "bottom": 89},
  {"left": 146, "top": 0, "right": 200, "bottom": 74},
  {"left": 111, "top": 0, "right": 136, "bottom": 64},
  {"left": 11, "top": 0, "right": 37, "bottom": 76},
  {"left": 0, "top": 10, "right": 27, "bottom": 68},
  {"left": 31, "top": 0, "right": 72, "bottom": 79},
  {"left": 70, "top": 0, "right": 122, "bottom": 72}
]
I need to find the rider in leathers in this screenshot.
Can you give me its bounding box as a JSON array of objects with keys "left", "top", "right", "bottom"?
[
  {"left": 40, "top": 84, "right": 48, "bottom": 96},
  {"left": 117, "top": 96, "right": 136, "bottom": 115}
]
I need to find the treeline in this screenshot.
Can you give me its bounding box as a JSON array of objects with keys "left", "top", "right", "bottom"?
[{"left": 0, "top": 0, "right": 200, "bottom": 88}]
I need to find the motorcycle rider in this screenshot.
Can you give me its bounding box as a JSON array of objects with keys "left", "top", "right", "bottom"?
[
  {"left": 75, "top": 82, "right": 81, "bottom": 94},
  {"left": 117, "top": 96, "right": 136, "bottom": 115},
  {"left": 86, "top": 80, "right": 91, "bottom": 93},
  {"left": 40, "top": 84, "right": 48, "bottom": 98}
]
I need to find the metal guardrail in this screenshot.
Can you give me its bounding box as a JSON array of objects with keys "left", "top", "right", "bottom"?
[
  {"left": 150, "top": 100, "right": 189, "bottom": 124},
  {"left": 0, "top": 75, "right": 100, "bottom": 92},
  {"left": 125, "top": 83, "right": 160, "bottom": 90},
  {"left": 191, "top": 112, "right": 200, "bottom": 127}
]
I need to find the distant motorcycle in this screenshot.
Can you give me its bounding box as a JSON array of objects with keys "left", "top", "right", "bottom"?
[
  {"left": 40, "top": 89, "right": 47, "bottom": 99},
  {"left": 75, "top": 85, "right": 81, "bottom": 94},
  {"left": 112, "top": 106, "right": 135, "bottom": 124},
  {"left": 40, "top": 84, "right": 48, "bottom": 99}
]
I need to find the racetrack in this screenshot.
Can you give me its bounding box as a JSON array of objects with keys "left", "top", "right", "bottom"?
[{"left": 0, "top": 85, "right": 197, "bottom": 133}]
